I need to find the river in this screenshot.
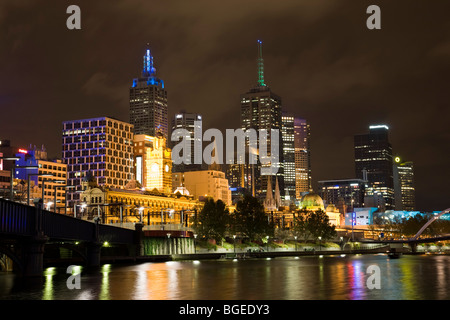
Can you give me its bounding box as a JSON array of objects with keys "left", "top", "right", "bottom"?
[{"left": 1, "top": 254, "right": 450, "bottom": 300}]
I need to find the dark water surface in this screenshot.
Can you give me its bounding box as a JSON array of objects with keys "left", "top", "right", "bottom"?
[{"left": 1, "top": 254, "right": 450, "bottom": 300}]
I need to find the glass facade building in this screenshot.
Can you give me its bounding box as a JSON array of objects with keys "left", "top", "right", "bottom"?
[
  {"left": 62, "top": 117, "right": 134, "bottom": 207},
  {"left": 354, "top": 125, "right": 395, "bottom": 210}
]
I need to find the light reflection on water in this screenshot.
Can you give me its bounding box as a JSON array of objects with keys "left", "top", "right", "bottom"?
[{"left": 1, "top": 254, "right": 450, "bottom": 300}]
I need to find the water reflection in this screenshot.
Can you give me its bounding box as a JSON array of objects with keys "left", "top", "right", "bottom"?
[{"left": 2, "top": 255, "right": 450, "bottom": 300}]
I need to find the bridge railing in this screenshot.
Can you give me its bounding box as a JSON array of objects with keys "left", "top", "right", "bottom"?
[
  {"left": 0, "top": 198, "right": 35, "bottom": 236},
  {"left": 41, "top": 209, "right": 97, "bottom": 242},
  {"left": 0, "top": 198, "right": 135, "bottom": 244},
  {"left": 98, "top": 224, "right": 135, "bottom": 244}
]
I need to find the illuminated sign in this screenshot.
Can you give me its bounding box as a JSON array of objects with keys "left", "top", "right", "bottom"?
[
  {"left": 395, "top": 157, "right": 401, "bottom": 163},
  {"left": 136, "top": 156, "right": 142, "bottom": 184},
  {"left": 369, "top": 124, "right": 389, "bottom": 130},
  {"left": 18, "top": 149, "right": 28, "bottom": 154}
]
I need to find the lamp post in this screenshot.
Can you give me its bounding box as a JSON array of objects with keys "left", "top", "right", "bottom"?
[
  {"left": 64, "top": 185, "right": 76, "bottom": 215},
  {"left": 160, "top": 208, "right": 175, "bottom": 230},
  {"left": 294, "top": 235, "right": 298, "bottom": 251},
  {"left": 194, "top": 233, "right": 197, "bottom": 254},
  {"left": 266, "top": 235, "right": 269, "bottom": 252},
  {"left": 42, "top": 179, "right": 65, "bottom": 210},
  {"left": 27, "top": 173, "right": 53, "bottom": 206},
  {"left": 318, "top": 236, "right": 322, "bottom": 251},
  {"left": 233, "top": 235, "right": 236, "bottom": 254}
]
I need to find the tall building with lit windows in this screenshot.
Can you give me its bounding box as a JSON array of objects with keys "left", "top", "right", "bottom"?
[
  {"left": 171, "top": 111, "right": 203, "bottom": 173},
  {"left": 234, "top": 40, "right": 284, "bottom": 200},
  {"left": 62, "top": 117, "right": 134, "bottom": 207},
  {"left": 282, "top": 112, "right": 295, "bottom": 201},
  {"left": 393, "top": 157, "right": 415, "bottom": 211},
  {"left": 130, "top": 45, "right": 168, "bottom": 139},
  {"left": 294, "top": 117, "right": 311, "bottom": 199},
  {"left": 354, "top": 125, "right": 394, "bottom": 210}
]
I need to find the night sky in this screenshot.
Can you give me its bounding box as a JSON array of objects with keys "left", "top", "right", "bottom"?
[{"left": 1, "top": 1, "right": 449, "bottom": 212}]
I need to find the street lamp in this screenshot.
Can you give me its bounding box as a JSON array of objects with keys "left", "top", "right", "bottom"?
[
  {"left": 294, "top": 235, "right": 298, "bottom": 251},
  {"left": 266, "top": 235, "right": 269, "bottom": 252},
  {"left": 233, "top": 235, "right": 236, "bottom": 254},
  {"left": 193, "top": 233, "right": 197, "bottom": 254},
  {"left": 160, "top": 208, "right": 175, "bottom": 230},
  {"left": 27, "top": 173, "right": 53, "bottom": 206},
  {"left": 64, "top": 185, "right": 76, "bottom": 215},
  {"left": 318, "top": 236, "right": 322, "bottom": 251},
  {"left": 42, "top": 179, "right": 65, "bottom": 210},
  {"left": 46, "top": 201, "right": 54, "bottom": 211}
]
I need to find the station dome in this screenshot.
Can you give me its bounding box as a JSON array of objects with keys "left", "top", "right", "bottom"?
[{"left": 300, "top": 192, "right": 325, "bottom": 211}]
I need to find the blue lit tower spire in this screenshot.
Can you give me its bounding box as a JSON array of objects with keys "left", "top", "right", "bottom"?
[
  {"left": 142, "top": 44, "right": 156, "bottom": 77},
  {"left": 130, "top": 44, "right": 168, "bottom": 139},
  {"left": 257, "top": 40, "right": 266, "bottom": 87}
]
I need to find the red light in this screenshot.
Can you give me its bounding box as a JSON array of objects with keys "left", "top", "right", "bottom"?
[{"left": 18, "top": 149, "right": 28, "bottom": 154}]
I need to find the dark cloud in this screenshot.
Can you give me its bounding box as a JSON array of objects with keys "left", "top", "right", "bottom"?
[{"left": 1, "top": 0, "right": 449, "bottom": 211}]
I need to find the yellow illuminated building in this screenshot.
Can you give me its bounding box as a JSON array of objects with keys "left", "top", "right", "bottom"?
[
  {"left": 80, "top": 182, "right": 202, "bottom": 225},
  {"left": 134, "top": 134, "right": 172, "bottom": 194}
]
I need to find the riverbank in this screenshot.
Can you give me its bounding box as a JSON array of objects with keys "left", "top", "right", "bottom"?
[{"left": 40, "top": 241, "right": 450, "bottom": 269}]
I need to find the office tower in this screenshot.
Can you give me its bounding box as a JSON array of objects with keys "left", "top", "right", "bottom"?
[
  {"left": 393, "top": 157, "right": 415, "bottom": 211},
  {"left": 237, "top": 40, "right": 284, "bottom": 199},
  {"left": 62, "top": 117, "right": 134, "bottom": 207},
  {"left": 130, "top": 46, "right": 168, "bottom": 139},
  {"left": 281, "top": 112, "right": 295, "bottom": 201},
  {"left": 354, "top": 125, "right": 395, "bottom": 210},
  {"left": 134, "top": 134, "right": 172, "bottom": 194},
  {"left": 318, "top": 179, "right": 367, "bottom": 213},
  {"left": 294, "top": 117, "right": 311, "bottom": 199},
  {"left": 171, "top": 111, "right": 203, "bottom": 172}
]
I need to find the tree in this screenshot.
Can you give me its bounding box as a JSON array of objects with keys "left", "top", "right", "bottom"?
[
  {"left": 194, "top": 198, "right": 229, "bottom": 244},
  {"left": 293, "top": 209, "right": 311, "bottom": 241},
  {"left": 293, "top": 209, "right": 336, "bottom": 242},
  {"left": 233, "top": 194, "right": 274, "bottom": 241},
  {"left": 307, "top": 210, "right": 337, "bottom": 241}
]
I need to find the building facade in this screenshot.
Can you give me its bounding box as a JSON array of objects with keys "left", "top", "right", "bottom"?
[
  {"left": 130, "top": 47, "right": 168, "bottom": 139},
  {"left": 79, "top": 183, "right": 201, "bottom": 225},
  {"left": 134, "top": 134, "right": 172, "bottom": 194},
  {"left": 14, "top": 147, "right": 68, "bottom": 210},
  {"left": 173, "top": 170, "right": 232, "bottom": 206},
  {"left": 171, "top": 111, "right": 203, "bottom": 172},
  {"left": 281, "top": 112, "right": 295, "bottom": 201},
  {"left": 393, "top": 157, "right": 415, "bottom": 211},
  {"left": 318, "top": 179, "right": 367, "bottom": 214},
  {"left": 354, "top": 125, "right": 395, "bottom": 210},
  {"left": 62, "top": 116, "right": 134, "bottom": 207},
  {"left": 294, "top": 117, "right": 311, "bottom": 199}
]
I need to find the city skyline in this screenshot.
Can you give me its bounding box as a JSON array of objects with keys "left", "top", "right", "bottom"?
[{"left": 1, "top": 1, "right": 450, "bottom": 211}]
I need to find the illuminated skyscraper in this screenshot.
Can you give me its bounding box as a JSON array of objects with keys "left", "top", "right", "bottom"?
[
  {"left": 354, "top": 125, "right": 395, "bottom": 210},
  {"left": 294, "top": 117, "right": 311, "bottom": 199},
  {"left": 171, "top": 111, "right": 203, "bottom": 173},
  {"left": 235, "top": 40, "right": 284, "bottom": 199},
  {"left": 130, "top": 45, "right": 168, "bottom": 139},
  {"left": 282, "top": 112, "right": 295, "bottom": 201},
  {"left": 393, "top": 157, "right": 415, "bottom": 211}
]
